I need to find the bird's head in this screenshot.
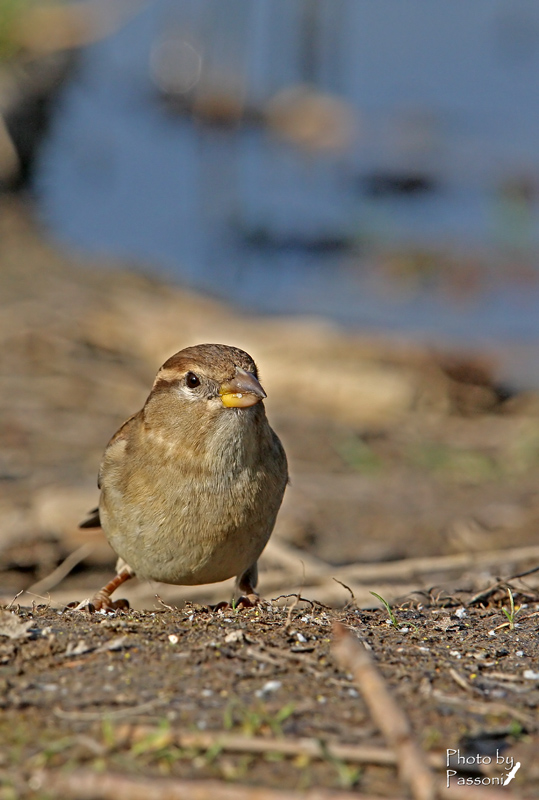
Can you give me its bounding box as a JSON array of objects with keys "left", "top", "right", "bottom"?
[{"left": 143, "top": 344, "right": 267, "bottom": 432}]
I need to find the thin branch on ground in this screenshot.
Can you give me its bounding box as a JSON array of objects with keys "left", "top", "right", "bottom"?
[
  {"left": 155, "top": 595, "right": 177, "bottom": 612},
  {"left": 31, "top": 769, "right": 524, "bottom": 800},
  {"left": 26, "top": 543, "right": 94, "bottom": 595},
  {"left": 269, "top": 540, "right": 539, "bottom": 586},
  {"left": 508, "top": 564, "right": 539, "bottom": 581},
  {"left": 431, "top": 690, "right": 535, "bottom": 729},
  {"left": 54, "top": 697, "right": 171, "bottom": 722},
  {"left": 338, "top": 544, "right": 539, "bottom": 584},
  {"left": 31, "top": 770, "right": 399, "bottom": 800},
  {"left": 448, "top": 668, "right": 476, "bottom": 694},
  {"left": 113, "top": 725, "right": 446, "bottom": 771},
  {"left": 284, "top": 591, "right": 303, "bottom": 629},
  {"left": 333, "top": 578, "right": 356, "bottom": 607},
  {"left": 332, "top": 622, "right": 436, "bottom": 800},
  {"left": 467, "top": 581, "right": 505, "bottom": 606},
  {"left": 5, "top": 589, "right": 24, "bottom": 609}
]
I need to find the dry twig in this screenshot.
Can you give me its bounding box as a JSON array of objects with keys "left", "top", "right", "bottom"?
[
  {"left": 466, "top": 581, "right": 505, "bottom": 606},
  {"left": 331, "top": 626, "right": 525, "bottom": 800},
  {"left": 332, "top": 623, "right": 436, "bottom": 800},
  {"left": 467, "top": 562, "right": 539, "bottom": 606},
  {"left": 269, "top": 540, "right": 539, "bottom": 586},
  {"left": 30, "top": 769, "right": 524, "bottom": 800},
  {"left": 31, "top": 770, "right": 397, "bottom": 800},
  {"left": 113, "top": 725, "right": 445, "bottom": 770},
  {"left": 54, "top": 697, "right": 171, "bottom": 722},
  {"left": 432, "top": 690, "right": 535, "bottom": 729},
  {"left": 5, "top": 589, "right": 23, "bottom": 609},
  {"left": 337, "top": 544, "right": 539, "bottom": 584},
  {"left": 26, "top": 543, "right": 94, "bottom": 595},
  {"left": 448, "top": 668, "right": 476, "bottom": 694}
]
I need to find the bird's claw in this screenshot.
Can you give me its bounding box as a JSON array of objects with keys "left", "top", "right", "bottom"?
[
  {"left": 91, "top": 596, "right": 130, "bottom": 613},
  {"left": 65, "top": 595, "right": 130, "bottom": 613},
  {"left": 209, "top": 593, "right": 261, "bottom": 612},
  {"left": 237, "top": 593, "right": 261, "bottom": 609}
]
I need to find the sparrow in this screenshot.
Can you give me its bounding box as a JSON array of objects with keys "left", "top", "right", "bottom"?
[{"left": 80, "top": 343, "right": 288, "bottom": 610}]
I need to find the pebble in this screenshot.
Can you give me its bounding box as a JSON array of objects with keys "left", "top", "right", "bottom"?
[{"left": 255, "top": 680, "right": 282, "bottom": 697}]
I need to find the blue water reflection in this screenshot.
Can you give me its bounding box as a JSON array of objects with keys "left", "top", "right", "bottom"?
[{"left": 35, "top": 0, "right": 539, "bottom": 372}]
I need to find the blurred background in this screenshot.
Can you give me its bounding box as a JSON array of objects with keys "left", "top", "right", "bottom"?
[{"left": 3, "top": 0, "right": 539, "bottom": 608}]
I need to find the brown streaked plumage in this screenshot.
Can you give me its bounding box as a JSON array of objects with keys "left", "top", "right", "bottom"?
[{"left": 80, "top": 343, "right": 288, "bottom": 610}]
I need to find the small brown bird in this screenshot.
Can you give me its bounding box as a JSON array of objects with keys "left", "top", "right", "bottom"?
[{"left": 80, "top": 344, "right": 288, "bottom": 610}]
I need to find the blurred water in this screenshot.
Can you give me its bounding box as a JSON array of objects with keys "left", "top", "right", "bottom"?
[{"left": 35, "top": 0, "right": 539, "bottom": 385}]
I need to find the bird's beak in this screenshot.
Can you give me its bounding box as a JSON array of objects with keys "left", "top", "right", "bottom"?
[{"left": 219, "top": 368, "right": 267, "bottom": 408}]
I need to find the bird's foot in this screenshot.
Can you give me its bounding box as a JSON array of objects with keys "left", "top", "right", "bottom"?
[
  {"left": 65, "top": 592, "right": 130, "bottom": 613},
  {"left": 66, "top": 568, "right": 134, "bottom": 613},
  {"left": 236, "top": 593, "right": 261, "bottom": 609},
  {"left": 88, "top": 592, "right": 130, "bottom": 613},
  {"left": 209, "top": 593, "right": 261, "bottom": 612}
]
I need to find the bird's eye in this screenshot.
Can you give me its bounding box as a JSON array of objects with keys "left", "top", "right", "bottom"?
[{"left": 186, "top": 371, "right": 200, "bottom": 388}]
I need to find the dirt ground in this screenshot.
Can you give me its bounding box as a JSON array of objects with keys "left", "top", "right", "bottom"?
[
  {"left": 1, "top": 597, "right": 539, "bottom": 799},
  {"left": 2, "top": 199, "right": 539, "bottom": 798}
]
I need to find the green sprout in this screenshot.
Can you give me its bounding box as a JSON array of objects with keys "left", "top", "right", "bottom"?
[
  {"left": 370, "top": 591, "right": 419, "bottom": 631},
  {"left": 223, "top": 700, "right": 295, "bottom": 737},
  {"left": 318, "top": 740, "right": 361, "bottom": 789},
  {"left": 501, "top": 588, "right": 521, "bottom": 631},
  {"left": 370, "top": 591, "right": 400, "bottom": 629}
]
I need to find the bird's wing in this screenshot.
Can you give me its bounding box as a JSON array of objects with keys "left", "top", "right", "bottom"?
[
  {"left": 79, "top": 506, "right": 101, "bottom": 528},
  {"left": 98, "top": 411, "right": 141, "bottom": 485},
  {"left": 79, "top": 411, "right": 142, "bottom": 530}
]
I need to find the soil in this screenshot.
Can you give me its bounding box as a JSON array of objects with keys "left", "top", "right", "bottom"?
[
  {"left": 1, "top": 597, "right": 539, "bottom": 798},
  {"left": 2, "top": 198, "right": 539, "bottom": 798}
]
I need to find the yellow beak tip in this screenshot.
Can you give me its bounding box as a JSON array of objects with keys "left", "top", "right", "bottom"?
[{"left": 220, "top": 392, "right": 261, "bottom": 408}]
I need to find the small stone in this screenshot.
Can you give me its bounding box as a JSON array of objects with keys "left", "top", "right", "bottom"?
[
  {"left": 224, "top": 630, "right": 244, "bottom": 644},
  {"left": 65, "top": 639, "right": 92, "bottom": 656},
  {"left": 255, "top": 680, "right": 282, "bottom": 697}
]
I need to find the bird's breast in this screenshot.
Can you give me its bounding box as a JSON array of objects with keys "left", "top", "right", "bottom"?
[{"left": 100, "top": 437, "right": 283, "bottom": 586}]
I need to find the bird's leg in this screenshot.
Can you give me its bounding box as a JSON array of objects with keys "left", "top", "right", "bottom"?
[
  {"left": 88, "top": 563, "right": 134, "bottom": 611},
  {"left": 208, "top": 563, "right": 261, "bottom": 611},
  {"left": 235, "top": 562, "right": 260, "bottom": 608}
]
